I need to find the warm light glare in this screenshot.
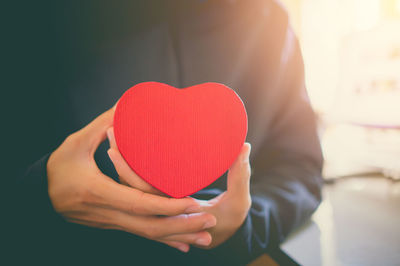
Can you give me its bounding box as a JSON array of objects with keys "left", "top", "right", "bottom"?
[
  {"left": 281, "top": 0, "right": 400, "bottom": 180},
  {"left": 282, "top": 0, "right": 400, "bottom": 126},
  {"left": 354, "top": 0, "right": 380, "bottom": 31}
]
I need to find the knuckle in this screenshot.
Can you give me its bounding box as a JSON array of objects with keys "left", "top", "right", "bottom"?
[
  {"left": 159, "top": 198, "right": 174, "bottom": 215},
  {"left": 144, "top": 225, "right": 161, "bottom": 239},
  {"left": 179, "top": 214, "right": 192, "bottom": 228},
  {"left": 76, "top": 181, "right": 96, "bottom": 205},
  {"left": 63, "top": 133, "right": 85, "bottom": 152},
  {"left": 130, "top": 192, "right": 146, "bottom": 214},
  {"left": 76, "top": 187, "right": 90, "bottom": 205},
  {"left": 64, "top": 133, "right": 79, "bottom": 146},
  {"left": 130, "top": 202, "right": 143, "bottom": 215}
]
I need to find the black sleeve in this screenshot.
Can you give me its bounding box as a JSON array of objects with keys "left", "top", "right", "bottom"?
[
  {"left": 191, "top": 25, "right": 323, "bottom": 266},
  {"left": 14, "top": 153, "right": 61, "bottom": 224}
]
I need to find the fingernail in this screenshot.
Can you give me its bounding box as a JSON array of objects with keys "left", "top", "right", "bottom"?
[
  {"left": 178, "top": 244, "right": 189, "bottom": 253},
  {"left": 243, "top": 143, "right": 251, "bottom": 163},
  {"left": 107, "top": 129, "right": 112, "bottom": 141},
  {"left": 185, "top": 205, "right": 201, "bottom": 213},
  {"left": 195, "top": 238, "right": 210, "bottom": 246},
  {"left": 203, "top": 218, "right": 216, "bottom": 229},
  {"left": 107, "top": 149, "right": 115, "bottom": 162}
]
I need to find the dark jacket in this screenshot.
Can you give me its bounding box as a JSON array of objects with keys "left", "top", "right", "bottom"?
[{"left": 8, "top": 0, "right": 323, "bottom": 265}]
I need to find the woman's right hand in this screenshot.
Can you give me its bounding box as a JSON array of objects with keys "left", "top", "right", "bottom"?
[{"left": 47, "top": 107, "right": 216, "bottom": 252}]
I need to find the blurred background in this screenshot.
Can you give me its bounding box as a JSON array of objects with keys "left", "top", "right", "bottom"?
[
  {"left": 272, "top": 2, "right": 400, "bottom": 265},
  {"left": 281, "top": 0, "right": 400, "bottom": 180}
]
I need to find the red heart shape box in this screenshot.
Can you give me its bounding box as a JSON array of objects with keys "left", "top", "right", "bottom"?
[{"left": 114, "top": 82, "right": 248, "bottom": 198}]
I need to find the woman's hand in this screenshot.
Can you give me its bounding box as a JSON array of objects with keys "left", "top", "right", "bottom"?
[
  {"left": 107, "top": 126, "right": 251, "bottom": 250},
  {"left": 195, "top": 143, "right": 252, "bottom": 249},
  {"left": 106, "top": 127, "right": 217, "bottom": 251},
  {"left": 47, "top": 107, "right": 216, "bottom": 253}
]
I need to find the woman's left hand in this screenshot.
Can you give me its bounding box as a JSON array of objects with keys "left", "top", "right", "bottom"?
[
  {"left": 107, "top": 127, "right": 251, "bottom": 250},
  {"left": 194, "top": 143, "right": 252, "bottom": 249}
]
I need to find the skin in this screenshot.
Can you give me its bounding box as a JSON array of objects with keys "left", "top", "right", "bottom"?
[
  {"left": 107, "top": 125, "right": 252, "bottom": 251},
  {"left": 47, "top": 107, "right": 217, "bottom": 253}
]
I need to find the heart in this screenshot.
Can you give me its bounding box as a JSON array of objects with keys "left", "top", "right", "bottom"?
[{"left": 113, "top": 82, "right": 248, "bottom": 198}]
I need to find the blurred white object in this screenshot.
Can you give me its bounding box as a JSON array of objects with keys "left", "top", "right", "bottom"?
[
  {"left": 321, "top": 20, "right": 400, "bottom": 180},
  {"left": 332, "top": 21, "right": 400, "bottom": 126},
  {"left": 322, "top": 124, "right": 400, "bottom": 180}
]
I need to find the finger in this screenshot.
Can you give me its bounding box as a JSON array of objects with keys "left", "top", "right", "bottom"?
[
  {"left": 148, "top": 212, "right": 217, "bottom": 238},
  {"left": 159, "top": 240, "right": 190, "bottom": 253},
  {"left": 77, "top": 107, "right": 115, "bottom": 153},
  {"left": 81, "top": 202, "right": 216, "bottom": 239},
  {"left": 107, "top": 148, "right": 163, "bottom": 195},
  {"left": 106, "top": 127, "right": 132, "bottom": 187},
  {"left": 121, "top": 212, "right": 216, "bottom": 239},
  {"left": 100, "top": 179, "right": 202, "bottom": 216},
  {"left": 227, "top": 142, "right": 251, "bottom": 197},
  {"left": 161, "top": 231, "right": 212, "bottom": 246},
  {"left": 107, "top": 127, "right": 118, "bottom": 150}
]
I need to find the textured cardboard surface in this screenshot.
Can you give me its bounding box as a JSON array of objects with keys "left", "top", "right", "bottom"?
[{"left": 114, "top": 82, "right": 247, "bottom": 198}]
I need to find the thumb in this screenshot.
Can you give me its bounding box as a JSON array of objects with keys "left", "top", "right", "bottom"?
[
  {"left": 77, "top": 106, "right": 115, "bottom": 154},
  {"left": 227, "top": 142, "right": 251, "bottom": 197}
]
